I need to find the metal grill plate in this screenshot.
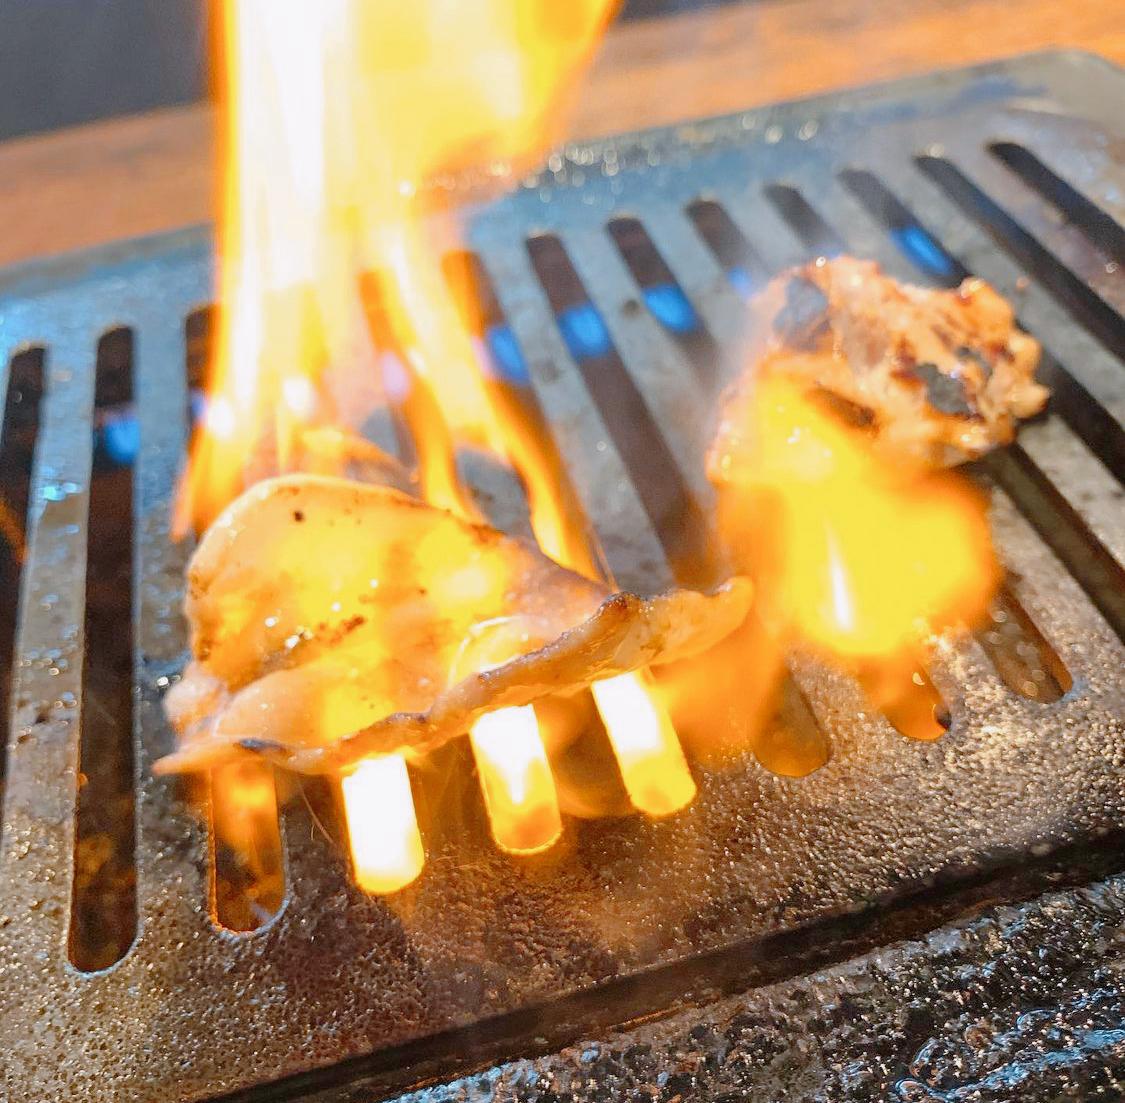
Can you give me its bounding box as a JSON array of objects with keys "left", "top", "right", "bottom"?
[{"left": 0, "top": 49, "right": 1123, "bottom": 1103}]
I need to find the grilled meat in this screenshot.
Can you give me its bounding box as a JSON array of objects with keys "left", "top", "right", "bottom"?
[
  {"left": 158, "top": 475, "right": 751, "bottom": 775},
  {"left": 715, "top": 257, "right": 1047, "bottom": 466}
]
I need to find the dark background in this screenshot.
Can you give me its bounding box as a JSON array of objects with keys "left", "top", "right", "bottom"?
[{"left": 0, "top": 0, "right": 729, "bottom": 142}]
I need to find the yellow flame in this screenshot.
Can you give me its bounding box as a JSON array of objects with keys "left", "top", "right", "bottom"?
[
  {"left": 470, "top": 706, "right": 563, "bottom": 854},
  {"left": 210, "top": 760, "right": 284, "bottom": 916},
  {"left": 591, "top": 672, "right": 696, "bottom": 816},
  {"left": 341, "top": 756, "right": 425, "bottom": 895},
  {"left": 180, "top": 0, "right": 619, "bottom": 538},
  {"left": 712, "top": 376, "right": 1000, "bottom": 661},
  {"left": 190, "top": 0, "right": 713, "bottom": 889},
  {"left": 446, "top": 260, "right": 698, "bottom": 821}
]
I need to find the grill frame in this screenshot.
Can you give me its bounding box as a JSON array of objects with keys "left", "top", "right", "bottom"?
[{"left": 0, "top": 48, "right": 1123, "bottom": 1102}]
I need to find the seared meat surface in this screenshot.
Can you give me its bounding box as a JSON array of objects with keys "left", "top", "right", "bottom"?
[
  {"left": 158, "top": 475, "right": 751, "bottom": 776},
  {"left": 715, "top": 257, "right": 1047, "bottom": 466}
]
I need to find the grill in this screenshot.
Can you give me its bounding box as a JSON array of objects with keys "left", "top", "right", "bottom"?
[{"left": 1, "top": 49, "right": 1123, "bottom": 1103}]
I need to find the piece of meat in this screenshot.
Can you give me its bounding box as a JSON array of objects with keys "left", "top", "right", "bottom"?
[
  {"left": 157, "top": 474, "right": 752, "bottom": 776},
  {"left": 712, "top": 257, "right": 1048, "bottom": 467}
]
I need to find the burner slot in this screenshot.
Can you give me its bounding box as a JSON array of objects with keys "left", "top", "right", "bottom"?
[
  {"left": 915, "top": 155, "right": 1125, "bottom": 361},
  {"left": 358, "top": 272, "right": 462, "bottom": 481},
  {"left": 555, "top": 220, "right": 718, "bottom": 490},
  {"left": 442, "top": 249, "right": 596, "bottom": 560},
  {"left": 475, "top": 238, "right": 670, "bottom": 594},
  {"left": 70, "top": 327, "right": 138, "bottom": 971},
  {"left": 606, "top": 216, "right": 721, "bottom": 386},
  {"left": 977, "top": 142, "right": 1125, "bottom": 311},
  {"left": 2, "top": 329, "right": 95, "bottom": 967},
  {"left": 0, "top": 347, "right": 44, "bottom": 815},
  {"left": 526, "top": 231, "right": 717, "bottom": 586},
  {"left": 983, "top": 444, "right": 1125, "bottom": 643},
  {"left": 634, "top": 209, "right": 747, "bottom": 373},
  {"left": 837, "top": 168, "right": 963, "bottom": 283},
  {"left": 763, "top": 183, "right": 846, "bottom": 257},
  {"left": 129, "top": 308, "right": 213, "bottom": 941},
  {"left": 633, "top": 206, "right": 747, "bottom": 368},
  {"left": 685, "top": 197, "right": 770, "bottom": 299},
  {"left": 977, "top": 585, "right": 1072, "bottom": 703},
  {"left": 708, "top": 181, "right": 808, "bottom": 276},
  {"left": 1015, "top": 417, "right": 1125, "bottom": 566},
  {"left": 176, "top": 309, "right": 289, "bottom": 933},
  {"left": 989, "top": 142, "right": 1125, "bottom": 266},
  {"left": 184, "top": 306, "right": 213, "bottom": 428}
]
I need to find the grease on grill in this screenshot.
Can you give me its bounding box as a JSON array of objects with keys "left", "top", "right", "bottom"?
[{"left": 977, "top": 584, "right": 1073, "bottom": 702}]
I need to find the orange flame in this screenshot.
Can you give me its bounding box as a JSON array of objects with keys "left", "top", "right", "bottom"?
[
  {"left": 181, "top": 0, "right": 619, "bottom": 538},
  {"left": 210, "top": 761, "right": 284, "bottom": 923},
  {"left": 591, "top": 673, "right": 696, "bottom": 815},
  {"left": 447, "top": 267, "right": 697, "bottom": 819},
  {"left": 342, "top": 756, "right": 425, "bottom": 895},
  {"left": 711, "top": 376, "right": 1000, "bottom": 664},
  {"left": 470, "top": 706, "right": 562, "bottom": 854},
  {"left": 192, "top": 0, "right": 621, "bottom": 891}
]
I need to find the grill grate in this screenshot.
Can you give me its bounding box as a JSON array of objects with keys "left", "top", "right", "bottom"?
[{"left": 0, "top": 50, "right": 1123, "bottom": 1103}]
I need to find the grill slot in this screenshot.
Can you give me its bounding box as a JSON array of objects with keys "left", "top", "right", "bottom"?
[
  {"left": 71, "top": 327, "right": 138, "bottom": 971},
  {"left": 359, "top": 272, "right": 454, "bottom": 471},
  {"left": 916, "top": 155, "right": 1125, "bottom": 357},
  {"left": 764, "top": 183, "right": 846, "bottom": 257},
  {"left": 685, "top": 198, "right": 768, "bottom": 297},
  {"left": 180, "top": 310, "right": 296, "bottom": 934},
  {"left": 989, "top": 141, "right": 1125, "bottom": 267},
  {"left": 0, "top": 52, "right": 1123, "bottom": 1103},
  {"left": 184, "top": 306, "right": 213, "bottom": 429},
  {"left": 0, "top": 347, "right": 44, "bottom": 814},
  {"left": 838, "top": 169, "right": 963, "bottom": 282},
  {"left": 442, "top": 249, "right": 594, "bottom": 557},
  {"left": 981, "top": 141, "right": 1125, "bottom": 318},
  {"left": 478, "top": 239, "right": 670, "bottom": 593},
  {"left": 977, "top": 585, "right": 1073, "bottom": 703},
  {"left": 132, "top": 291, "right": 212, "bottom": 946},
  {"left": 983, "top": 445, "right": 1125, "bottom": 640},
  {"left": 526, "top": 232, "right": 717, "bottom": 585},
  {"left": 629, "top": 206, "right": 748, "bottom": 353},
  {"left": 210, "top": 762, "right": 285, "bottom": 932},
  {"left": 606, "top": 215, "right": 720, "bottom": 385}
]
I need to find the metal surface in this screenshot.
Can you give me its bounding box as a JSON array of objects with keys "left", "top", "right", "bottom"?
[
  {"left": 0, "top": 49, "right": 1123, "bottom": 1102},
  {"left": 384, "top": 871, "right": 1125, "bottom": 1103}
]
